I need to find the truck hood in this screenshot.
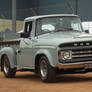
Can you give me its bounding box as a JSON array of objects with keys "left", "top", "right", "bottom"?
[{"left": 37, "top": 32, "right": 92, "bottom": 46}]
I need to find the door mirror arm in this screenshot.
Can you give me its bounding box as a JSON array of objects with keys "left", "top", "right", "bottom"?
[
  {"left": 20, "top": 33, "right": 29, "bottom": 38},
  {"left": 85, "top": 30, "right": 89, "bottom": 34}
]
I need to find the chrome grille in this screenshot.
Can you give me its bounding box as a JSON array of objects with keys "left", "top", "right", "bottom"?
[
  {"left": 59, "top": 41, "right": 92, "bottom": 64},
  {"left": 72, "top": 50, "right": 92, "bottom": 59}
]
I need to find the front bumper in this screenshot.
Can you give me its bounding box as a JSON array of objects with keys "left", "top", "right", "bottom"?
[{"left": 58, "top": 62, "right": 92, "bottom": 69}]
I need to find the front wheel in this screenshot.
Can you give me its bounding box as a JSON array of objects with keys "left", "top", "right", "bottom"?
[
  {"left": 39, "top": 56, "right": 56, "bottom": 82},
  {"left": 2, "top": 55, "right": 16, "bottom": 78}
]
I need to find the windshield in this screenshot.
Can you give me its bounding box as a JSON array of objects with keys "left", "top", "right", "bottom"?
[{"left": 36, "top": 17, "right": 83, "bottom": 35}]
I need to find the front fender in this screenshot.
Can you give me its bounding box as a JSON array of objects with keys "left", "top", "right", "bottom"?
[
  {"left": 35, "top": 49, "right": 58, "bottom": 67},
  {"left": 0, "top": 47, "right": 17, "bottom": 68}
]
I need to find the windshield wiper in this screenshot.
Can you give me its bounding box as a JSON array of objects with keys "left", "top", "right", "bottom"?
[
  {"left": 53, "top": 28, "right": 67, "bottom": 32},
  {"left": 50, "top": 28, "right": 82, "bottom": 33},
  {"left": 53, "top": 27, "right": 74, "bottom": 32},
  {"left": 64, "top": 27, "right": 73, "bottom": 31},
  {"left": 63, "top": 28, "right": 82, "bottom": 32}
]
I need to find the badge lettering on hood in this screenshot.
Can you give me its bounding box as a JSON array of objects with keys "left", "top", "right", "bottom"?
[{"left": 74, "top": 42, "right": 90, "bottom": 46}]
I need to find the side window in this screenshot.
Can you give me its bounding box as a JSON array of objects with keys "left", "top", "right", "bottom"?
[{"left": 24, "top": 21, "right": 32, "bottom": 37}]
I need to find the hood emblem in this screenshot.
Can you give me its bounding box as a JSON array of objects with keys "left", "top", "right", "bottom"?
[
  {"left": 80, "top": 43, "right": 84, "bottom": 46},
  {"left": 74, "top": 43, "right": 78, "bottom": 46},
  {"left": 74, "top": 42, "right": 90, "bottom": 46},
  {"left": 86, "top": 43, "right": 90, "bottom": 46}
]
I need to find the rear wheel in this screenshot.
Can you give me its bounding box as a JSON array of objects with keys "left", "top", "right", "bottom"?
[
  {"left": 2, "top": 55, "right": 16, "bottom": 78},
  {"left": 39, "top": 56, "right": 56, "bottom": 82}
]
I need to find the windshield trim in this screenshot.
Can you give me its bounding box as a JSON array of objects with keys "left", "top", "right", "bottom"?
[{"left": 35, "top": 16, "right": 83, "bottom": 36}]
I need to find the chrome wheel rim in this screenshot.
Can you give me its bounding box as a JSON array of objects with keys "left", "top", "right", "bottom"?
[
  {"left": 40, "top": 60, "right": 47, "bottom": 77},
  {"left": 3, "top": 59, "right": 9, "bottom": 74}
]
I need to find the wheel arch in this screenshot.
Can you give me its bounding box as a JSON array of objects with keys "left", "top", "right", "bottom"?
[{"left": 35, "top": 49, "right": 58, "bottom": 73}]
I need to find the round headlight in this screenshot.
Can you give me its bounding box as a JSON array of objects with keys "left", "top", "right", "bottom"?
[{"left": 62, "top": 51, "right": 72, "bottom": 60}]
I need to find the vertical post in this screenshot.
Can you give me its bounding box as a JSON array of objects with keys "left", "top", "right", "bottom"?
[
  {"left": 36, "top": 0, "right": 39, "bottom": 15},
  {"left": 12, "top": 0, "right": 16, "bottom": 33},
  {"left": 75, "top": 0, "right": 78, "bottom": 15}
]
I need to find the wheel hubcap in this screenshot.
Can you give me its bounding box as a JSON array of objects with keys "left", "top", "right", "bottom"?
[
  {"left": 3, "top": 59, "right": 9, "bottom": 74},
  {"left": 40, "top": 60, "right": 47, "bottom": 77}
]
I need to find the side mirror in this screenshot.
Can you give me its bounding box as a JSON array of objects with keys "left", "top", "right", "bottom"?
[
  {"left": 85, "top": 30, "right": 89, "bottom": 34},
  {"left": 20, "top": 33, "right": 29, "bottom": 38}
]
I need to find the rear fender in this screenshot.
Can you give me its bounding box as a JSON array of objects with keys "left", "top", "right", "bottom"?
[{"left": 0, "top": 47, "right": 17, "bottom": 68}]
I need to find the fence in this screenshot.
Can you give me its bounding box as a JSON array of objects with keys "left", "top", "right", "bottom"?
[
  {"left": 0, "top": 8, "right": 36, "bottom": 32},
  {"left": 0, "top": 19, "right": 23, "bottom": 32}
]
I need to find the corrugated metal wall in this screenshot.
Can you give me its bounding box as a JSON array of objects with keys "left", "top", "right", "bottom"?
[{"left": 0, "top": 0, "right": 91, "bottom": 21}]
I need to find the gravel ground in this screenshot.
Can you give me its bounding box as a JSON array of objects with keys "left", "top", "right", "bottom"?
[{"left": 0, "top": 72, "right": 92, "bottom": 92}]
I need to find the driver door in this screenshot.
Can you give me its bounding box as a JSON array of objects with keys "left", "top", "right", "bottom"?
[{"left": 19, "top": 21, "right": 34, "bottom": 69}]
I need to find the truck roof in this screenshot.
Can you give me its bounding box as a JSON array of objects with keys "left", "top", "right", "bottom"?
[{"left": 25, "top": 14, "right": 78, "bottom": 21}]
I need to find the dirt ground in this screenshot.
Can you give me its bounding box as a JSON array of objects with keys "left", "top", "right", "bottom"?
[{"left": 0, "top": 72, "right": 92, "bottom": 92}]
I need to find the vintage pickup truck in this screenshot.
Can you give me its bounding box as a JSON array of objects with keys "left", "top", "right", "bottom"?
[{"left": 0, "top": 14, "right": 92, "bottom": 82}]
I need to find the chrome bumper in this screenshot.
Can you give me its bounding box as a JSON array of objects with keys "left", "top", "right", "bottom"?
[{"left": 58, "top": 62, "right": 92, "bottom": 69}]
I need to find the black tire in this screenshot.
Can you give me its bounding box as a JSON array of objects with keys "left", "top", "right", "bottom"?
[
  {"left": 2, "top": 55, "right": 16, "bottom": 78},
  {"left": 39, "top": 56, "right": 56, "bottom": 82}
]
